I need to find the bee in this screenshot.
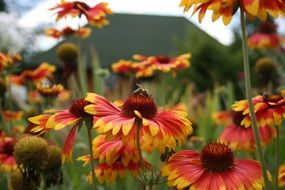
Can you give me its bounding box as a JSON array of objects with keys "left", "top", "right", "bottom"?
[{"left": 133, "top": 84, "right": 149, "bottom": 96}]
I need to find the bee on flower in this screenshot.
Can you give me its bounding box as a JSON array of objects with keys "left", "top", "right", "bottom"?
[{"left": 84, "top": 86, "right": 192, "bottom": 153}]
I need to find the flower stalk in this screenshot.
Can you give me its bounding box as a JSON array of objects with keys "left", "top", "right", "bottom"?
[
  {"left": 240, "top": 10, "right": 270, "bottom": 189},
  {"left": 136, "top": 118, "right": 146, "bottom": 189},
  {"left": 274, "top": 125, "right": 280, "bottom": 190},
  {"left": 86, "top": 119, "right": 97, "bottom": 190}
]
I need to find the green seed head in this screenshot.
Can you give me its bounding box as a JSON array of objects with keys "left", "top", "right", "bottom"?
[
  {"left": 14, "top": 135, "right": 48, "bottom": 171},
  {"left": 56, "top": 42, "right": 79, "bottom": 63},
  {"left": 255, "top": 57, "right": 276, "bottom": 74}
]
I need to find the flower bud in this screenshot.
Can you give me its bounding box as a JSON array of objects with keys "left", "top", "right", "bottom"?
[
  {"left": 56, "top": 42, "right": 79, "bottom": 64},
  {"left": 14, "top": 136, "right": 48, "bottom": 171}
]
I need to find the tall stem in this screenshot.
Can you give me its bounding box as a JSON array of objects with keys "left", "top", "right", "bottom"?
[
  {"left": 86, "top": 121, "right": 97, "bottom": 190},
  {"left": 240, "top": 10, "right": 270, "bottom": 189},
  {"left": 274, "top": 126, "right": 280, "bottom": 190},
  {"left": 136, "top": 118, "right": 146, "bottom": 189},
  {"left": 6, "top": 78, "right": 13, "bottom": 134}
]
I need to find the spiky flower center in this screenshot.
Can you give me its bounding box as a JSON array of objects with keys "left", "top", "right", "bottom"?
[
  {"left": 200, "top": 142, "right": 234, "bottom": 172},
  {"left": 122, "top": 91, "right": 157, "bottom": 119},
  {"left": 69, "top": 99, "right": 91, "bottom": 117}
]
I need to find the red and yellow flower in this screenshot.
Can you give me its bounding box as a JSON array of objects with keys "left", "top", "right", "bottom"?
[
  {"left": 83, "top": 2, "right": 113, "bottom": 28},
  {"left": 91, "top": 161, "right": 150, "bottom": 184},
  {"left": 0, "top": 134, "right": 17, "bottom": 172},
  {"left": 78, "top": 135, "right": 151, "bottom": 183},
  {"left": 248, "top": 33, "right": 283, "bottom": 49},
  {"left": 92, "top": 135, "right": 140, "bottom": 166},
  {"left": 23, "top": 62, "right": 56, "bottom": 83},
  {"left": 219, "top": 111, "right": 275, "bottom": 151},
  {"left": 84, "top": 89, "right": 192, "bottom": 153},
  {"left": 111, "top": 60, "right": 135, "bottom": 74},
  {"left": 13, "top": 62, "right": 56, "bottom": 85},
  {"left": 232, "top": 93, "right": 285, "bottom": 128},
  {"left": 45, "top": 99, "right": 92, "bottom": 162},
  {"left": 112, "top": 53, "right": 191, "bottom": 78},
  {"left": 134, "top": 53, "right": 191, "bottom": 77},
  {"left": 180, "top": 0, "right": 285, "bottom": 25},
  {"left": 162, "top": 142, "right": 264, "bottom": 189},
  {"left": 36, "top": 83, "right": 64, "bottom": 98},
  {"left": 2, "top": 111, "right": 23, "bottom": 122},
  {"left": 45, "top": 26, "right": 91, "bottom": 39},
  {"left": 279, "top": 164, "right": 285, "bottom": 187},
  {"left": 212, "top": 110, "right": 232, "bottom": 126},
  {"left": 27, "top": 113, "right": 53, "bottom": 136},
  {"left": 112, "top": 59, "right": 155, "bottom": 78},
  {"left": 50, "top": 1, "right": 112, "bottom": 28},
  {"left": 0, "top": 53, "right": 22, "bottom": 72},
  {"left": 248, "top": 22, "right": 284, "bottom": 49}
]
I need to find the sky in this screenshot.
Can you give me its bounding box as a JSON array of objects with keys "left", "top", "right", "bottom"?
[{"left": 17, "top": 0, "right": 238, "bottom": 50}]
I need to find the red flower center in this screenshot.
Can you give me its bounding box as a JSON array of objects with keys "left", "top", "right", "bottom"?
[
  {"left": 1, "top": 139, "right": 15, "bottom": 155},
  {"left": 156, "top": 56, "right": 171, "bottom": 64},
  {"left": 122, "top": 91, "right": 157, "bottom": 119},
  {"left": 200, "top": 142, "right": 234, "bottom": 172},
  {"left": 63, "top": 27, "right": 76, "bottom": 36},
  {"left": 69, "top": 99, "right": 91, "bottom": 117},
  {"left": 258, "top": 22, "right": 277, "bottom": 34},
  {"left": 231, "top": 110, "right": 244, "bottom": 126}
]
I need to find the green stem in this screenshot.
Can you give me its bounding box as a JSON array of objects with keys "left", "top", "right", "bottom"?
[
  {"left": 0, "top": 98, "right": 8, "bottom": 133},
  {"left": 6, "top": 79, "right": 13, "bottom": 134},
  {"left": 136, "top": 118, "right": 146, "bottom": 188},
  {"left": 274, "top": 126, "right": 280, "bottom": 190},
  {"left": 240, "top": 10, "right": 270, "bottom": 190},
  {"left": 86, "top": 124, "right": 97, "bottom": 190}
]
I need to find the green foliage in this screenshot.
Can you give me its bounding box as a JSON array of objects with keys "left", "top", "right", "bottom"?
[
  {"left": 0, "top": 0, "right": 6, "bottom": 12},
  {"left": 175, "top": 27, "right": 243, "bottom": 92}
]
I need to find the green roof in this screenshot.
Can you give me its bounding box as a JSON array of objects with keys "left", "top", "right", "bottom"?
[{"left": 30, "top": 13, "right": 224, "bottom": 68}]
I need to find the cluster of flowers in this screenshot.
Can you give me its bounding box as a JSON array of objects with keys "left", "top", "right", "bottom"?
[
  {"left": 112, "top": 53, "right": 191, "bottom": 78},
  {"left": 1, "top": 0, "right": 285, "bottom": 189},
  {"left": 45, "top": 0, "right": 112, "bottom": 39}
]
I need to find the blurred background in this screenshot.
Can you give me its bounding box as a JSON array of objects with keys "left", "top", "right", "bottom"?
[{"left": 0, "top": 1, "right": 285, "bottom": 189}]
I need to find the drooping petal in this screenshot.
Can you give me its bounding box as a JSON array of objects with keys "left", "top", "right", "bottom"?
[{"left": 62, "top": 125, "right": 78, "bottom": 163}]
